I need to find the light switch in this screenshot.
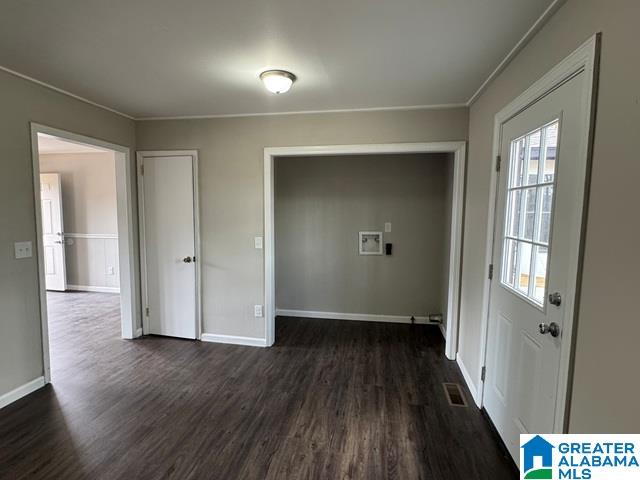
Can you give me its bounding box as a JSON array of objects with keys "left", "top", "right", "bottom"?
[
  {"left": 254, "top": 305, "right": 264, "bottom": 317},
  {"left": 385, "top": 222, "right": 392, "bottom": 233},
  {"left": 14, "top": 241, "right": 33, "bottom": 259},
  {"left": 254, "top": 236, "right": 263, "bottom": 249},
  {"left": 107, "top": 266, "right": 115, "bottom": 275}
]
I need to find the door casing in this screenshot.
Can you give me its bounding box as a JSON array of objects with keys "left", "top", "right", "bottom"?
[
  {"left": 477, "top": 34, "right": 601, "bottom": 432},
  {"left": 31, "top": 123, "right": 140, "bottom": 384},
  {"left": 136, "top": 150, "right": 202, "bottom": 339}
]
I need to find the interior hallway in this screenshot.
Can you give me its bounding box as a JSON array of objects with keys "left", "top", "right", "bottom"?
[{"left": 0, "top": 292, "right": 516, "bottom": 479}]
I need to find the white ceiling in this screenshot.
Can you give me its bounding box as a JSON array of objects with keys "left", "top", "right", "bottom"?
[
  {"left": 37, "top": 133, "right": 110, "bottom": 154},
  {"left": 1, "top": 0, "right": 555, "bottom": 119}
]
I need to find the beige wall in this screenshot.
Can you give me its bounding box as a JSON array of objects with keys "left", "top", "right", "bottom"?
[
  {"left": 0, "top": 69, "right": 136, "bottom": 398},
  {"left": 136, "top": 108, "right": 468, "bottom": 338},
  {"left": 275, "top": 153, "right": 451, "bottom": 317},
  {"left": 460, "top": 0, "right": 640, "bottom": 432},
  {"left": 40, "top": 152, "right": 120, "bottom": 290}
]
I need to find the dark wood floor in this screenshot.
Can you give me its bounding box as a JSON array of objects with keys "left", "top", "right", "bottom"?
[{"left": 0, "top": 292, "right": 517, "bottom": 479}]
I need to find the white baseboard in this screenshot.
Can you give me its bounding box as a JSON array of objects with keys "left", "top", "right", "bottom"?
[
  {"left": 67, "top": 284, "right": 120, "bottom": 294},
  {"left": 201, "top": 333, "right": 267, "bottom": 347},
  {"left": 276, "top": 309, "right": 439, "bottom": 325},
  {"left": 456, "top": 355, "right": 482, "bottom": 407},
  {"left": 438, "top": 322, "right": 447, "bottom": 339},
  {"left": 0, "top": 376, "right": 46, "bottom": 409},
  {"left": 135, "top": 328, "right": 143, "bottom": 337}
]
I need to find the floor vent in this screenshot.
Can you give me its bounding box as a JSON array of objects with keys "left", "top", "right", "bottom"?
[{"left": 443, "top": 383, "right": 468, "bottom": 407}]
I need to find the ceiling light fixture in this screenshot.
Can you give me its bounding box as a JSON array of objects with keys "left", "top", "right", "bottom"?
[{"left": 259, "top": 70, "right": 296, "bottom": 94}]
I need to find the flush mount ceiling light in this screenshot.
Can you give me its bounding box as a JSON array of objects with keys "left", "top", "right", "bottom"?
[{"left": 259, "top": 70, "right": 296, "bottom": 94}]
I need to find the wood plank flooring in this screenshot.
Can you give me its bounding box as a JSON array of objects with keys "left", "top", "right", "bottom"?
[{"left": 0, "top": 292, "right": 517, "bottom": 479}]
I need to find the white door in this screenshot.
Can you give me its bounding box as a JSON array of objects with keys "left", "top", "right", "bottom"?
[
  {"left": 40, "top": 173, "right": 67, "bottom": 291},
  {"left": 484, "top": 72, "right": 588, "bottom": 463},
  {"left": 141, "top": 154, "right": 198, "bottom": 339}
]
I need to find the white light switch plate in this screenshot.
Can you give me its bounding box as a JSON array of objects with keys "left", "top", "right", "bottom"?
[
  {"left": 107, "top": 266, "right": 115, "bottom": 275},
  {"left": 14, "top": 241, "right": 33, "bottom": 259},
  {"left": 254, "top": 305, "right": 263, "bottom": 317},
  {"left": 254, "top": 236, "right": 263, "bottom": 249},
  {"left": 385, "top": 222, "right": 392, "bottom": 232}
]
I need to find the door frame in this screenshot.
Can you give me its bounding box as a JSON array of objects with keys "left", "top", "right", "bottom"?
[
  {"left": 477, "top": 34, "right": 600, "bottom": 431},
  {"left": 136, "top": 150, "right": 202, "bottom": 339},
  {"left": 30, "top": 123, "right": 140, "bottom": 384},
  {"left": 264, "top": 141, "right": 467, "bottom": 359}
]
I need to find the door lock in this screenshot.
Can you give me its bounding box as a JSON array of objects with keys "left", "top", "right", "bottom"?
[
  {"left": 548, "top": 292, "right": 562, "bottom": 306},
  {"left": 183, "top": 256, "right": 193, "bottom": 263},
  {"left": 538, "top": 322, "right": 560, "bottom": 337}
]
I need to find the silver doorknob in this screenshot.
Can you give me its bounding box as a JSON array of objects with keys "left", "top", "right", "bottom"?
[
  {"left": 183, "top": 256, "right": 193, "bottom": 263},
  {"left": 548, "top": 292, "right": 562, "bottom": 306},
  {"left": 539, "top": 322, "right": 560, "bottom": 337}
]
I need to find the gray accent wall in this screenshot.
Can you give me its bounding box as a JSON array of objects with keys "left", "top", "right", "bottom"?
[
  {"left": 40, "top": 152, "right": 120, "bottom": 290},
  {"left": 136, "top": 108, "right": 469, "bottom": 338},
  {"left": 275, "top": 153, "right": 452, "bottom": 317}
]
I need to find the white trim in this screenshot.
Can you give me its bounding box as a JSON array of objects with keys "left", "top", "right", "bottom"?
[
  {"left": 137, "top": 150, "right": 202, "bottom": 340},
  {"left": 0, "top": 65, "right": 134, "bottom": 120},
  {"left": 439, "top": 321, "right": 447, "bottom": 341},
  {"left": 64, "top": 233, "right": 118, "bottom": 239},
  {"left": 137, "top": 103, "right": 467, "bottom": 121},
  {"left": 67, "top": 285, "right": 120, "bottom": 294},
  {"left": 0, "top": 377, "right": 46, "bottom": 409},
  {"left": 276, "top": 309, "right": 440, "bottom": 325},
  {"left": 31, "top": 124, "right": 139, "bottom": 384},
  {"left": 264, "top": 141, "right": 466, "bottom": 360},
  {"left": 477, "top": 35, "right": 600, "bottom": 433},
  {"left": 456, "top": 356, "right": 482, "bottom": 407},
  {"left": 466, "top": 0, "right": 565, "bottom": 105},
  {"left": 201, "top": 333, "right": 268, "bottom": 347}
]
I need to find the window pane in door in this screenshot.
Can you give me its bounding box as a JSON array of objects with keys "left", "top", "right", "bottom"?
[
  {"left": 501, "top": 119, "right": 560, "bottom": 306},
  {"left": 533, "top": 246, "right": 549, "bottom": 304}
]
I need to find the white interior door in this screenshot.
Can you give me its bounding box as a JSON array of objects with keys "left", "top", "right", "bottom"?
[
  {"left": 483, "top": 72, "right": 588, "bottom": 464},
  {"left": 40, "top": 173, "right": 67, "bottom": 291},
  {"left": 141, "top": 154, "right": 197, "bottom": 339}
]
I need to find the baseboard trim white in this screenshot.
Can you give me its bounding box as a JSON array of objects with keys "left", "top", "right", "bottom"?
[
  {"left": 201, "top": 333, "right": 268, "bottom": 347},
  {"left": 438, "top": 322, "right": 447, "bottom": 339},
  {"left": 0, "top": 376, "right": 46, "bottom": 409},
  {"left": 135, "top": 328, "right": 143, "bottom": 338},
  {"left": 276, "top": 309, "right": 439, "bottom": 325},
  {"left": 67, "top": 285, "right": 120, "bottom": 294},
  {"left": 456, "top": 355, "right": 482, "bottom": 407}
]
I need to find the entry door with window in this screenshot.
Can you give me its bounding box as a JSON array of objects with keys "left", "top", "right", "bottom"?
[
  {"left": 484, "top": 72, "right": 589, "bottom": 464},
  {"left": 40, "top": 173, "right": 67, "bottom": 291},
  {"left": 140, "top": 153, "right": 198, "bottom": 339}
]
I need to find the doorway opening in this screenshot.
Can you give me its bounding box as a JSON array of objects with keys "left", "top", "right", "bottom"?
[
  {"left": 264, "top": 142, "right": 466, "bottom": 359},
  {"left": 30, "top": 124, "right": 138, "bottom": 384}
]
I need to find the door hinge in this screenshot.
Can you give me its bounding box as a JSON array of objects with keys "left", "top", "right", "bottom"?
[
  {"left": 145, "top": 306, "right": 149, "bottom": 317},
  {"left": 496, "top": 155, "right": 501, "bottom": 172},
  {"left": 481, "top": 366, "right": 487, "bottom": 382},
  {"left": 488, "top": 264, "right": 494, "bottom": 280}
]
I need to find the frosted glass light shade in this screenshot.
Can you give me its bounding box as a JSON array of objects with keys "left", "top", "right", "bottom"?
[{"left": 260, "top": 70, "right": 296, "bottom": 94}]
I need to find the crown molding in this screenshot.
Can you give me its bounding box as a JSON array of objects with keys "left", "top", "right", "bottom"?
[{"left": 466, "top": 0, "right": 565, "bottom": 106}]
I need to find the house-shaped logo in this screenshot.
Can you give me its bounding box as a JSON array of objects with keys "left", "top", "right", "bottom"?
[{"left": 521, "top": 435, "right": 554, "bottom": 479}]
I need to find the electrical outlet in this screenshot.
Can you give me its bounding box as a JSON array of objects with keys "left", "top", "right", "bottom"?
[
  {"left": 254, "top": 236, "right": 263, "bottom": 249},
  {"left": 107, "top": 266, "right": 115, "bottom": 275},
  {"left": 254, "top": 305, "right": 263, "bottom": 317},
  {"left": 14, "top": 241, "right": 33, "bottom": 259}
]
